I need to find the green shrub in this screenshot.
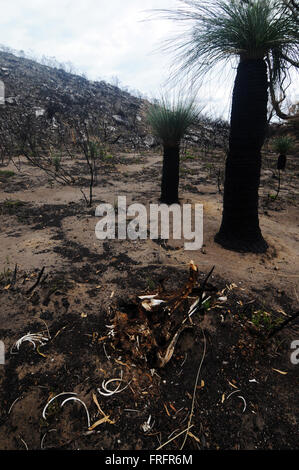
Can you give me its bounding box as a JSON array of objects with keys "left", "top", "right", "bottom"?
[
  {"left": 272, "top": 136, "right": 294, "bottom": 155},
  {"left": 0, "top": 170, "right": 15, "bottom": 178}
]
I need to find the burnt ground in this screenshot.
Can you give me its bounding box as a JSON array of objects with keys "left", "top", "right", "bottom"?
[{"left": 0, "top": 146, "right": 298, "bottom": 451}]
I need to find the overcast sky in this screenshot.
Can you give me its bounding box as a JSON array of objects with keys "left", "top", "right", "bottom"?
[{"left": 0, "top": 0, "right": 298, "bottom": 120}]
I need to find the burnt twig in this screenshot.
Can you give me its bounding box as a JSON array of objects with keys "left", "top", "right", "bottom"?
[
  {"left": 26, "top": 266, "right": 45, "bottom": 295},
  {"left": 197, "top": 266, "right": 215, "bottom": 304},
  {"left": 11, "top": 264, "right": 18, "bottom": 286}
]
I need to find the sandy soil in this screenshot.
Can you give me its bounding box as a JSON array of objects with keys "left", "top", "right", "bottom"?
[{"left": 0, "top": 149, "right": 298, "bottom": 450}]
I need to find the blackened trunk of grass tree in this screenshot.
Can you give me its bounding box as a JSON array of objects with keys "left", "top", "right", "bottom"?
[
  {"left": 215, "top": 59, "right": 269, "bottom": 253},
  {"left": 160, "top": 145, "right": 180, "bottom": 204}
]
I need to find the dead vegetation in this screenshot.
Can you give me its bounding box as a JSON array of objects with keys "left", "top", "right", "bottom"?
[
  {"left": 0, "top": 258, "right": 297, "bottom": 450},
  {"left": 0, "top": 119, "right": 298, "bottom": 450},
  {"left": 109, "top": 262, "right": 213, "bottom": 368}
]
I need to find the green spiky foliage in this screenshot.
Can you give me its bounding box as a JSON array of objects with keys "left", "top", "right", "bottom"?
[
  {"left": 273, "top": 134, "right": 294, "bottom": 171},
  {"left": 147, "top": 96, "right": 199, "bottom": 204},
  {"left": 159, "top": 0, "right": 298, "bottom": 84},
  {"left": 147, "top": 96, "right": 198, "bottom": 147},
  {"left": 272, "top": 135, "right": 294, "bottom": 155},
  {"left": 157, "top": 0, "right": 298, "bottom": 251}
]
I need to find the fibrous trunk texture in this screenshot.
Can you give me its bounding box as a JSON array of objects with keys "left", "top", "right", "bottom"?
[
  {"left": 215, "top": 59, "right": 269, "bottom": 253},
  {"left": 160, "top": 145, "right": 180, "bottom": 205}
]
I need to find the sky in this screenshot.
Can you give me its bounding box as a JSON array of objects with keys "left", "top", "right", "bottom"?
[{"left": 0, "top": 0, "right": 298, "bottom": 120}]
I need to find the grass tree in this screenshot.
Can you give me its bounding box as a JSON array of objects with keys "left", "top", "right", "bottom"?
[
  {"left": 147, "top": 95, "right": 199, "bottom": 204},
  {"left": 156, "top": 0, "right": 298, "bottom": 252},
  {"left": 271, "top": 135, "right": 294, "bottom": 200},
  {"left": 273, "top": 135, "right": 294, "bottom": 170}
]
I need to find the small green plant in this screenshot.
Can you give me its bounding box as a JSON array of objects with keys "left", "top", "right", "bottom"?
[
  {"left": 102, "top": 152, "right": 113, "bottom": 161},
  {"left": 179, "top": 167, "right": 188, "bottom": 176},
  {"left": 0, "top": 199, "right": 24, "bottom": 215},
  {"left": 146, "top": 278, "right": 156, "bottom": 291},
  {"left": 0, "top": 170, "right": 15, "bottom": 178},
  {"left": 201, "top": 298, "right": 211, "bottom": 311},
  {"left": 0, "top": 257, "right": 12, "bottom": 286},
  {"left": 272, "top": 136, "right": 294, "bottom": 156},
  {"left": 51, "top": 153, "right": 62, "bottom": 172},
  {"left": 3, "top": 199, "right": 23, "bottom": 207},
  {"left": 251, "top": 310, "right": 283, "bottom": 331},
  {"left": 181, "top": 152, "right": 197, "bottom": 161},
  {"left": 0, "top": 267, "right": 11, "bottom": 285}
]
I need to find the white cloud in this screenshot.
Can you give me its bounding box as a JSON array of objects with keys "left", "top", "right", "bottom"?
[{"left": 0, "top": 0, "right": 297, "bottom": 120}]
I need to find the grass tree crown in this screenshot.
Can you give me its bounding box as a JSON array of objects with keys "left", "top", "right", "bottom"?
[
  {"left": 273, "top": 135, "right": 294, "bottom": 155},
  {"left": 147, "top": 96, "right": 199, "bottom": 147},
  {"left": 157, "top": 0, "right": 298, "bottom": 83}
]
